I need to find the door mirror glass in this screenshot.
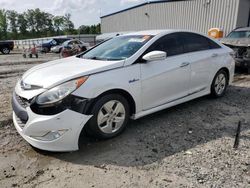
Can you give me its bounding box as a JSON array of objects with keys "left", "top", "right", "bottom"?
[{"left": 142, "top": 51, "right": 167, "bottom": 62}]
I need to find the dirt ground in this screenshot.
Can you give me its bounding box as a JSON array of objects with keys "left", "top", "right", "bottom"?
[{"left": 0, "top": 53, "right": 249, "bottom": 188}]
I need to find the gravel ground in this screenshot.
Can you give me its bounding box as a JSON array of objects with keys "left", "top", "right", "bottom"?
[{"left": 0, "top": 55, "right": 249, "bottom": 188}]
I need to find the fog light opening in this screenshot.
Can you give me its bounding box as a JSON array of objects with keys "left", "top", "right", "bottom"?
[{"left": 31, "top": 129, "right": 68, "bottom": 141}]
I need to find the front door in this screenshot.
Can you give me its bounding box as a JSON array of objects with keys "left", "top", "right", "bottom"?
[{"left": 140, "top": 33, "right": 191, "bottom": 110}]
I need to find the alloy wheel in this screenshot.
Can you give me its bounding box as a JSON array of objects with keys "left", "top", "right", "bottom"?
[
  {"left": 97, "top": 100, "right": 126, "bottom": 134},
  {"left": 214, "top": 73, "right": 226, "bottom": 95},
  {"left": 2, "top": 48, "right": 10, "bottom": 54}
]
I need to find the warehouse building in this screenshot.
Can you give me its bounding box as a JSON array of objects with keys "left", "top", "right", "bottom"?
[{"left": 101, "top": 0, "right": 250, "bottom": 36}]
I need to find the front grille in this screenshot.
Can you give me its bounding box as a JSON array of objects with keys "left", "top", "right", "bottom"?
[
  {"left": 14, "top": 113, "right": 26, "bottom": 129},
  {"left": 15, "top": 94, "right": 30, "bottom": 108}
]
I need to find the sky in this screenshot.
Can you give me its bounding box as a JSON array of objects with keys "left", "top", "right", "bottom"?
[{"left": 0, "top": 0, "right": 151, "bottom": 28}]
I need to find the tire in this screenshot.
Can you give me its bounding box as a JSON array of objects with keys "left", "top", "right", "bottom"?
[
  {"left": 1, "top": 47, "right": 10, "bottom": 54},
  {"left": 43, "top": 47, "right": 49, "bottom": 53},
  {"left": 85, "top": 94, "right": 130, "bottom": 139},
  {"left": 210, "top": 69, "right": 228, "bottom": 98}
]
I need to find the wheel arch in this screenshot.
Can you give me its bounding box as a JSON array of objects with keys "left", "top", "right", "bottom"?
[
  {"left": 210, "top": 67, "right": 230, "bottom": 98},
  {"left": 211, "top": 67, "right": 230, "bottom": 85},
  {"left": 217, "top": 67, "right": 230, "bottom": 82},
  {"left": 87, "top": 88, "right": 136, "bottom": 116},
  {"left": 1, "top": 46, "right": 10, "bottom": 53}
]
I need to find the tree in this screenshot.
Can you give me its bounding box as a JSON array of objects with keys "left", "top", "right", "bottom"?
[
  {"left": 0, "top": 8, "right": 100, "bottom": 40},
  {"left": 63, "top": 13, "right": 74, "bottom": 35},
  {"left": 78, "top": 25, "right": 89, "bottom": 34},
  {"left": 96, "top": 23, "right": 101, "bottom": 34},
  {"left": 53, "top": 16, "right": 65, "bottom": 35},
  {"left": 17, "top": 13, "right": 28, "bottom": 38},
  {"left": 45, "top": 13, "right": 54, "bottom": 37},
  {"left": 7, "top": 10, "right": 18, "bottom": 39},
  {"left": 0, "top": 9, "right": 8, "bottom": 40},
  {"left": 78, "top": 24, "right": 101, "bottom": 34},
  {"left": 26, "top": 9, "right": 36, "bottom": 37}
]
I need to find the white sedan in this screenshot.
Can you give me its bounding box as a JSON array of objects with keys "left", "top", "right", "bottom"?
[
  {"left": 51, "top": 39, "right": 90, "bottom": 53},
  {"left": 12, "top": 30, "right": 235, "bottom": 151}
]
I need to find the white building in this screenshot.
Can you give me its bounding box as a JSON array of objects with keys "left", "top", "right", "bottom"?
[{"left": 101, "top": 0, "right": 250, "bottom": 36}]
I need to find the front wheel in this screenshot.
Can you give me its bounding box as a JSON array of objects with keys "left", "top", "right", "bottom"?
[
  {"left": 210, "top": 70, "right": 228, "bottom": 98},
  {"left": 85, "top": 94, "right": 130, "bottom": 139},
  {"left": 1, "top": 47, "right": 10, "bottom": 54}
]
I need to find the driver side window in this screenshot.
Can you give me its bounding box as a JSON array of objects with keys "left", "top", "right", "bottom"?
[{"left": 147, "top": 33, "right": 184, "bottom": 57}]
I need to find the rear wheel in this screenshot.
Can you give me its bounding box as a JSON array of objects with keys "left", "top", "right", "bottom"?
[
  {"left": 85, "top": 94, "right": 130, "bottom": 139},
  {"left": 210, "top": 70, "right": 228, "bottom": 98}
]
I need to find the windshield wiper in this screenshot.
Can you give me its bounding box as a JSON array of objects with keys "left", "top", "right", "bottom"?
[{"left": 83, "top": 56, "right": 124, "bottom": 61}]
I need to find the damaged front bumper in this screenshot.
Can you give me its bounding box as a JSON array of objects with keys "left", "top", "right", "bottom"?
[
  {"left": 234, "top": 57, "right": 250, "bottom": 68},
  {"left": 12, "top": 93, "right": 92, "bottom": 152},
  {"left": 223, "top": 43, "right": 250, "bottom": 69}
]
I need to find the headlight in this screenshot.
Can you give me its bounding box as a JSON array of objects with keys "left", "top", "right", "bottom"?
[{"left": 36, "top": 77, "right": 88, "bottom": 105}]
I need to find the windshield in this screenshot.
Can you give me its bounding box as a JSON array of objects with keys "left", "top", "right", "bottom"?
[
  {"left": 227, "top": 31, "right": 250, "bottom": 38},
  {"left": 81, "top": 35, "right": 153, "bottom": 61}
]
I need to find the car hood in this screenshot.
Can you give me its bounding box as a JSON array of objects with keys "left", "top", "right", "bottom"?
[
  {"left": 21, "top": 56, "right": 124, "bottom": 89},
  {"left": 220, "top": 38, "right": 250, "bottom": 47}
]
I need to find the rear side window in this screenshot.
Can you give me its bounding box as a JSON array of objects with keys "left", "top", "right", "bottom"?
[
  {"left": 147, "top": 33, "right": 184, "bottom": 56},
  {"left": 181, "top": 32, "right": 221, "bottom": 53}
]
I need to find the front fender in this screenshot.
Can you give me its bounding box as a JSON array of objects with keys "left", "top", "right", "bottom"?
[{"left": 72, "top": 64, "right": 142, "bottom": 113}]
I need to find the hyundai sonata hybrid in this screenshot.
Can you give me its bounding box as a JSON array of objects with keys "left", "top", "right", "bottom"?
[{"left": 12, "top": 30, "right": 235, "bottom": 151}]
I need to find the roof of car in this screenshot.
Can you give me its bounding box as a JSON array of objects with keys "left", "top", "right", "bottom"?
[{"left": 234, "top": 27, "right": 250, "bottom": 31}]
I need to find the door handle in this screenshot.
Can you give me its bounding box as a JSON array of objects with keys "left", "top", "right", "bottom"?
[
  {"left": 211, "top": 53, "right": 218, "bottom": 58},
  {"left": 180, "top": 62, "right": 190, "bottom": 68}
]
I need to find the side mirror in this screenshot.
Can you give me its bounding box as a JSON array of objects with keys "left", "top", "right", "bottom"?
[{"left": 142, "top": 51, "right": 167, "bottom": 62}]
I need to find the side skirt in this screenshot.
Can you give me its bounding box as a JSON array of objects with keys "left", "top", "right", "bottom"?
[{"left": 131, "top": 89, "right": 210, "bottom": 120}]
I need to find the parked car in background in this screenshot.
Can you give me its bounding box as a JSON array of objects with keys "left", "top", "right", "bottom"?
[
  {"left": 220, "top": 27, "right": 250, "bottom": 73},
  {"left": 36, "top": 38, "right": 71, "bottom": 53},
  {"left": 50, "top": 44, "right": 64, "bottom": 53},
  {"left": 0, "top": 40, "right": 14, "bottom": 54},
  {"left": 51, "top": 39, "right": 90, "bottom": 54},
  {"left": 12, "top": 30, "right": 234, "bottom": 151},
  {"left": 60, "top": 39, "right": 90, "bottom": 58}
]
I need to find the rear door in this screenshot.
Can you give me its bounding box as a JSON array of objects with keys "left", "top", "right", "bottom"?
[
  {"left": 140, "top": 33, "right": 191, "bottom": 110},
  {"left": 180, "top": 32, "right": 222, "bottom": 94}
]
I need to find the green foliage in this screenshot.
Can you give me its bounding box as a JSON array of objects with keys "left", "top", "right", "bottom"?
[
  {"left": 7, "top": 10, "right": 18, "bottom": 39},
  {"left": 0, "top": 9, "right": 101, "bottom": 40},
  {"left": 78, "top": 23, "right": 101, "bottom": 34},
  {"left": 0, "top": 9, "right": 8, "bottom": 40}
]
